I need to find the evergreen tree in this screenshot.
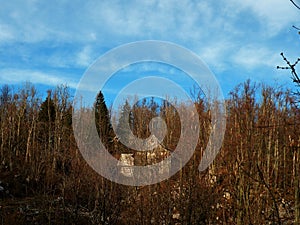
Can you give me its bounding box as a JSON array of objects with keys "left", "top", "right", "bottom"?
[
  {"left": 116, "top": 100, "right": 133, "bottom": 153},
  {"left": 37, "top": 90, "right": 56, "bottom": 159},
  {"left": 39, "top": 91, "right": 55, "bottom": 123},
  {"left": 116, "top": 100, "right": 132, "bottom": 141},
  {"left": 95, "top": 91, "right": 114, "bottom": 152}
]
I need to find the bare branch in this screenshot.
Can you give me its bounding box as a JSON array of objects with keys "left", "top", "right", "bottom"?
[
  {"left": 277, "top": 53, "right": 300, "bottom": 85},
  {"left": 290, "top": 0, "right": 300, "bottom": 10},
  {"left": 293, "top": 25, "right": 300, "bottom": 31}
]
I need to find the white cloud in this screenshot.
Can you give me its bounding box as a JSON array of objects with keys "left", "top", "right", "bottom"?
[
  {"left": 0, "top": 1, "right": 216, "bottom": 45},
  {"left": 0, "top": 0, "right": 297, "bottom": 46},
  {"left": 0, "top": 69, "right": 78, "bottom": 89},
  {"left": 232, "top": 45, "right": 281, "bottom": 70},
  {"left": 0, "top": 23, "right": 14, "bottom": 42},
  {"left": 227, "top": 0, "right": 299, "bottom": 36},
  {"left": 198, "top": 39, "right": 234, "bottom": 72},
  {"left": 0, "top": 0, "right": 298, "bottom": 91},
  {"left": 76, "top": 46, "right": 94, "bottom": 67}
]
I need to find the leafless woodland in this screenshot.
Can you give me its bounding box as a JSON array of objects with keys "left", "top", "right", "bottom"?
[{"left": 0, "top": 79, "right": 299, "bottom": 224}]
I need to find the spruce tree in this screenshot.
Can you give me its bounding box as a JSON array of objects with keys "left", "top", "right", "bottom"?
[
  {"left": 116, "top": 100, "right": 132, "bottom": 142},
  {"left": 116, "top": 100, "right": 133, "bottom": 153},
  {"left": 39, "top": 91, "right": 55, "bottom": 123},
  {"left": 94, "top": 91, "right": 114, "bottom": 152}
]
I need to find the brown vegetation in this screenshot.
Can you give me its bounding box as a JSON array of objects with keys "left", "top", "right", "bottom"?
[{"left": 0, "top": 80, "right": 299, "bottom": 224}]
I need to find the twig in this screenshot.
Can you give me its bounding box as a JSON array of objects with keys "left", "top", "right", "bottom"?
[
  {"left": 292, "top": 25, "right": 300, "bottom": 31},
  {"left": 256, "top": 164, "right": 282, "bottom": 225},
  {"left": 290, "top": 0, "right": 300, "bottom": 10},
  {"left": 277, "top": 53, "right": 300, "bottom": 84}
]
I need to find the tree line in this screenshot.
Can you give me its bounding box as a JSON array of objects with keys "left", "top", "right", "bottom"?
[{"left": 0, "top": 80, "right": 299, "bottom": 224}]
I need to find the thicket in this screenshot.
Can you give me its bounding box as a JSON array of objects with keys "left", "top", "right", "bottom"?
[{"left": 0, "top": 80, "right": 299, "bottom": 224}]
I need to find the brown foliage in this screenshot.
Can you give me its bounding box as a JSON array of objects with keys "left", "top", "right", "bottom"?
[{"left": 0, "top": 81, "right": 299, "bottom": 224}]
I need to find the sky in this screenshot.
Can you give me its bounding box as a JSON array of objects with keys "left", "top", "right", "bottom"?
[{"left": 0, "top": 0, "right": 299, "bottom": 105}]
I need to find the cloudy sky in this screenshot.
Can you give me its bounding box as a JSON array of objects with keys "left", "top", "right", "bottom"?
[{"left": 0, "top": 0, "right": 299, "bottom": 102}]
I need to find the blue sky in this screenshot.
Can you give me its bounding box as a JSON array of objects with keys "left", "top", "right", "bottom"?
[{"left": 0, "top": 0, "right": 299, "bottom": 104}]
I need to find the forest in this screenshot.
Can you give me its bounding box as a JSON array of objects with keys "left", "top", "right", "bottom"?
[{"left": 0, "top": 76, "right": 299, "bottom": 224}]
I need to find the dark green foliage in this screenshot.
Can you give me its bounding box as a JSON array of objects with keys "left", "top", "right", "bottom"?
[
  {"left": 94, "top": 91, "right": 114, "bottom": 152},
  {"left": 39, "top": 92, "right": 55, "bottom": 123},
  {"left": 116, "top": 100, "right": 132, "bottom": 147}
]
